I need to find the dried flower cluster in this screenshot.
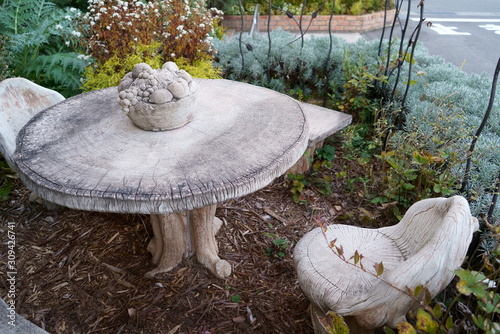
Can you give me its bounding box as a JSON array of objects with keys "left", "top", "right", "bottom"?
[{"left": 82, "top": 0, "right": 223, "bottom": 64}]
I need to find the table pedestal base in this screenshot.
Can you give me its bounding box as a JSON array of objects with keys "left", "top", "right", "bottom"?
[{"left": 145, "top": 205, "right": 231, "bottom": 278}]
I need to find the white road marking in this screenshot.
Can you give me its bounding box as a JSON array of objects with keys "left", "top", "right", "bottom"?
[
  {"left": 479, "top": 24, "right": 500, "bottom": 34},
  {"left": 428, "top": 23, "right": 471, "bottom": 35},
  {"left": 411, "top": 18, "right": 500, "bottom": 23}
]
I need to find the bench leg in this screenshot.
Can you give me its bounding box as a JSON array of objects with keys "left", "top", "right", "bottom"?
[
  {"left": 190, "top": 205, "right": 231, "bottom": 278},
  {"left": 145, "top": 205, "right": 231, "bottom": 278},
  {"left": 287, "top": 140, "right": 325, "bottom": 175}
]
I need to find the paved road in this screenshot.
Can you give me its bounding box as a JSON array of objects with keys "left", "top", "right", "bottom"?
[{"left": 363, "top": 0, "right": 500, "bottom": 77}]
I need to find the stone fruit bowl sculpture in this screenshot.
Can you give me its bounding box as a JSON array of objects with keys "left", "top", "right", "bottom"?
[{"left": 117, "top": 61, "right": 198, "bottom": 131}]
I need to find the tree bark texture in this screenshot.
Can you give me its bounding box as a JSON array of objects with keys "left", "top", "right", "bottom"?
[{"left": 146, "top": 205, "right": 230, "bottom": 278}]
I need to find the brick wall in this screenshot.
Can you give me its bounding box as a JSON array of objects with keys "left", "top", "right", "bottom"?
[{"left": 221, "top": 10, "right": 396, "bottom": 33}]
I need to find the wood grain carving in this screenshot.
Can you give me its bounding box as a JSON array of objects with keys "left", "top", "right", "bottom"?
[
  {"left": 0, "top": 78, "right": 64, "bottom": 170},
  {"left": 14, "top": 79, "right": 308, "bottom": 214},
  {"left": 294, "top": 196, "right": 479, "bottom": 331}
]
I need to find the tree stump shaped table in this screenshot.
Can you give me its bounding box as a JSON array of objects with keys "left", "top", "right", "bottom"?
[{"left": 13, "top": 79, "right": 308, "bottom": 278}]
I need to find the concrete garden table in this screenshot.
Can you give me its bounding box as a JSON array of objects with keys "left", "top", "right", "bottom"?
[{"left": 13, "top": 78, "right": 308, "bottom": 278}]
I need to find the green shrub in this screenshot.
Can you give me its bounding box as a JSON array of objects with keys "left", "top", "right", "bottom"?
[
  {"left": 0, "top": 0, "right": 89, "bottom": 97},
  {"left": 214, "top": 30, "right": 500, "bottom": 221},
  {"left": 218, "top": 0, "right": 391, "bottom": 15},
  {"left": 82, "top": 46, "right": 222, "bottom": 92},
  {"left": 394, "top": 47, "right": 500, "bottom": 219},
  {"left": 0, "top": 35, "right": 10, "bottom": 81},
  {"left": 174, "top": 57, "right": 223, "bottom": 79}
]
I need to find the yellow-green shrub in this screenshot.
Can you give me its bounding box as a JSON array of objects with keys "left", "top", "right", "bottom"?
[
  {"left": 81, "top": 43, "right": 162, "bottom": 91},
  {"left": 175, "top": 57, "right": 222, "bottom": 79},
  {"left": 81, "top": 45, "right": 222, "bottom": 92}
]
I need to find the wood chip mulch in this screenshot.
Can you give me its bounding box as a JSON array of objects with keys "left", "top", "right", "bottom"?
[{"left": 0, "top": 142, "right": 382, "bottom": 334}]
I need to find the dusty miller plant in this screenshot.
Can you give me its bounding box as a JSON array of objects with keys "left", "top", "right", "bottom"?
[{"left": 214, "top": 29, "right": 347, "bottom": 100}]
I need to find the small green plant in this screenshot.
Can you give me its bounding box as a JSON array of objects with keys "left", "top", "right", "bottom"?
[
  {"left": 372, "top": 101, "right": 470, "bottom": 211},
  {"left": 231, "top": 294, "right": 241, "bottom": 303},
  {"left": 334, "top": 55, "right": 387, "bottom": 124},
  {"left": 375, "top": 149, "right": 458, "bottom": 209},
  {"left": 456, "top": 269, "right": 500, "bottom": 334},
  {"left": 287, "top": 173, "right": 309, "bottom": 203},
  {"left": 0, "top": 157, "right": 16, "bottom": 201},
  {"left": 315, "top": 144, "right": 336, "bottom": 165},
  {"left": 263, "top": 232, "right": 289, "bottom": 258}
]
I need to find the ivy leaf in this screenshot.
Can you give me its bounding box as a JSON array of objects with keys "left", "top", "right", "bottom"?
[
  {"left": 396, "top": 322, "right": 417, "bottom": 334},
  {"left": 321, "top": 311, "right": 349, "bottom": 334},
  {"left": 456, "top": 269, "right": 488, "bottom": 299},
  {"left": 416, "top": 308, "right": 438, "bottom": 334}
]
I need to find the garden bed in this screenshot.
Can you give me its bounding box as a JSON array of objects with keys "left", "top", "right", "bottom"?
[{"left": 221, "top": 10, "right": 396, "bottom": 33}]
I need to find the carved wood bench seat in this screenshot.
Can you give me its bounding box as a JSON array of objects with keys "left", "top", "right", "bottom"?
[
  {"left": 294, "top": 196, "right": 479, "bottom": 332},
  {"left": 288, "top": 102, "right": 352, "bottom": 174}
]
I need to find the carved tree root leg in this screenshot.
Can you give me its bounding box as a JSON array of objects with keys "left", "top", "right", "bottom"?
[
  {"left": 145, "top": 205, "right": 231, "bottom": 278},
  {"left": 190, "top": 205, "right": 231, "bottom": 278},
  {"left": 287, "top": 140, "right": 325, "bottom": 175},
  {"left": 145, "top": 212, "right": 189, "bottom": 278}
]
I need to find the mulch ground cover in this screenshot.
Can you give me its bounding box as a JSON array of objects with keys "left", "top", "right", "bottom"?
[{"left": 0, "top": 141, "right": 388, "bottom": 334}]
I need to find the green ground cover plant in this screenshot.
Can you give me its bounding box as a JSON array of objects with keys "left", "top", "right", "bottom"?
[{"left": 214, "top": 29, "right": 347, "bottom": 100}]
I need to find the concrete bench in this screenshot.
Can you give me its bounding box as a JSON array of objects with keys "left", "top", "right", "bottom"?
[
  {"left": 288, "top": 102, "right": 352, "bottom": 174},
  {"left": 0, "top": 77, "right": 65, "bottom": 171}
]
